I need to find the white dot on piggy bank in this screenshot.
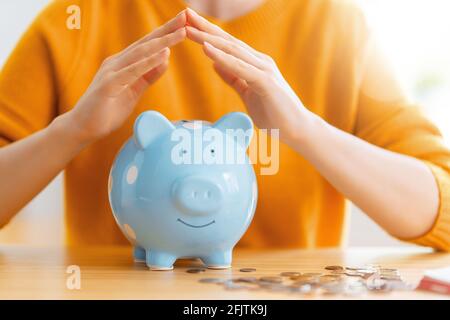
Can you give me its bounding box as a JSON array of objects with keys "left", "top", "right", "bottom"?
[
  {"left": 123, "top": 224, "right": 136, "bottom": 241},
  {"left": 126, "top": 165, "right": 138, "bottom": 184}
]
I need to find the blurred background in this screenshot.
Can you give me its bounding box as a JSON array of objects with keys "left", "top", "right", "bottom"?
[{"left": 0, "top": 0, "right": 449, "bottom": 247}]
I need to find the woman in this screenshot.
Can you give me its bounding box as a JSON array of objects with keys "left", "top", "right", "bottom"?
[{"left": 0, "top": 0, "right": 448, "bottom": 250}]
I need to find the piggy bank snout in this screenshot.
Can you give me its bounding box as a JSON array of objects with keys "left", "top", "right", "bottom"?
[{"left": 172, "top": 176, "right": 223, "bottom": 216}]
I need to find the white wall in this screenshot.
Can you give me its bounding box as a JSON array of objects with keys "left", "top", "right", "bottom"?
[
  {"left": 1, "top": 1, "right": 447, "bottom": 247},
  {"left": 0, "top": 1, "right": 50, "bottom": 62}
]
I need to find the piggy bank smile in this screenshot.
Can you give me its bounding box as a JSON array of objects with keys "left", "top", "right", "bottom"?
[
  {"left": 109, "top": 111, "right": 258, "bottom": 271},
  {"left": 177, "top": 218, "right": 216, "bottom": 228},
  {"left": 172, "top": 175, "right": 223, "bottom": 229}
]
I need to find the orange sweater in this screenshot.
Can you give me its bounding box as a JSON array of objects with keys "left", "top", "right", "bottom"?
[{"left": 0, "top": 0, "right": 449, "bottom": 249}]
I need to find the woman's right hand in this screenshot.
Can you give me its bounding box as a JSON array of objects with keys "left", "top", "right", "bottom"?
[
  {"left": 62, "top": 10, "right": 187, "bottom": 146},
  {"left": 0, "top": 10, "right": 189, "bottom": 227}
]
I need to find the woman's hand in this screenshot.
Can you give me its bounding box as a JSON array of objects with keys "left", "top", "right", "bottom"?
[
  {"left": 185, "top": 9, "right": 443, "bottom": 240},
  {"left": 0, "top": 11, "right": 190, "bottom": 227},
  {"left": 64, "top": 11, "right": 188, "bottom": 146},
  {"left": 186, "top": 9, "right": 314, "bottom": 146}
]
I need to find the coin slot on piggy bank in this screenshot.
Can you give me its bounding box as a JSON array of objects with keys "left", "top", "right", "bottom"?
[{"left": 108, "top": 111, "right": 257, "bottom": 270}]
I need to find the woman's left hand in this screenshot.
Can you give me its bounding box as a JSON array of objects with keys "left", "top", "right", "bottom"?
[
  {"left": 185, "top": 10, "right": 444, "bottom": 242},
  {"left": 185, "top": 9, "right": 442, "bottom": 243},
  {"left": 186, "top": 9, "right": 314, "bottom": 146}
]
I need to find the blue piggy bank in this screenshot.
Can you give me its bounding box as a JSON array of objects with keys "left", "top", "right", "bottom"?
[{"left": 109, "top": 111, "right": 257, "bottom": 270}]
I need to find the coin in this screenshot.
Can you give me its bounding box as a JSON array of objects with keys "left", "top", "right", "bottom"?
[
  {"left": 291, "top": 280, "right": 319, "bottom": 287},
  {"left": 379, "top": 268, "right": 398, "bottom": 273},
  {"left": 303, "top": 272, "right": 322, "bottom": 277},
  {"left": 380, "top": 271, "right": 400, "bottom": 277},
  {"left": 324, "top": 265, "right": 344, "bottom": 271},
  {"left": 365, "top": 264, "right": 382, "bottom": 269},
  {"left": 280, "top": 271, "right": 301, "bottom": 277},
  {"left": 319, "top": 274, "right": 342, "bottom": 284},
  {"left": 289, "top": 283, "right": 313, "bottom": 294},
  {"left": 198, "top": 278, "right": 225, "bottom": 284},
  {"left": 259, "top": 276, "right": 283, "bottom": 283},
  {"left": 330, "top": 269, "right": 346, "bottom": 275},
  {"left": 361, "top": 272, "right": 376, "bottom": 280},
  {"left": 196, "top": 264, "right": 412, "bottom": 296},
  {"left": 260, "top": 283, "right": 288, "bottom": 292},
  {"left": 291, "top": 274, "right": 320, "bottom": 283},
  {"left": 186, "top": 268, "right": 206, "bottom": 274},
  {"left": 234, "top": 277, "right": 258, "bottom": 284},
  {"left": 344, "top": 271, "right": 366, "bottom": 277},
  {"left": 380, "top": 275, "right": 402, "bottom": 281},
  {"left": 223, "top": 282, "right": 246, "bottom": 291},
  {"left": 345, "top": 266, "right": 371, "bottom": 272},
  {"left": 366, "top": 274, "right": 387, "bottom": 290},
  {"left": 328, "top": 274, "right": 344, "bottom": 279}
]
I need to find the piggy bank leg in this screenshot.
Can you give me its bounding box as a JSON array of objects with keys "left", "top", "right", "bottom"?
[
  {"left": 202, "top": 250, "right": 232, "bottom": 269},
  {"left": 146, "top": 250, "right": 177, "bottom": 271},
  {"left": 133, "top": 246, "right": 146, "bottom": 263}
]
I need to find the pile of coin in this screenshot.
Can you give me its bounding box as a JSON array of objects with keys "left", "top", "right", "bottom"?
[{"left": 195, "top": 265, "right": 415, "bottom": 296}]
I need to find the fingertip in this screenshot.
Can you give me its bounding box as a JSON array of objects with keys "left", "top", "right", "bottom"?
[
  {"left": 180, "top": 9, "right": 188, "bottom": 25},
  {"left": 171, "top": 27, "right": 186, "bottom": 41},
  {"left": 186, "top": 7, "right": 200, "bottom": 23},
  {"left": 203, "top": 41, "right": 215, "bottom": 51},
  {"left": 185, "top": 25, "right": 196, "bottom": 38},
  {"left": 177, "top": 8, "right": 187, "bottom": 18},
  {"left": 203, "top": 42, "right": 217, "bottom": 59},
  {"left": 172, "top": 10, "right": 186, "bottom": 29},
  {"left": 160, "top": 47, "right": 171, "bottom": 57},
  {"left": 185, "top": 8, "right": 192, "bottom": 25},
  {"left": 186, "top": 7, "right": 195, "bottom": 16}
]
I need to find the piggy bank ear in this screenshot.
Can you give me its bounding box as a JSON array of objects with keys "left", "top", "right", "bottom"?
[
  {"left": 213, "top": 112, "right": 254, "bottom": 149},
  {"left": 134, "top": 111, "right": 175, "bottom": 149}
]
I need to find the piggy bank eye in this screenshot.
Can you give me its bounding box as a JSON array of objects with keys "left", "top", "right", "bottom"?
[
  {"left": 210, "top": 149, "right": 215, "bottom": 155},
  {"left": 179, "top": 149, "right": 188, "bottom": 157}
]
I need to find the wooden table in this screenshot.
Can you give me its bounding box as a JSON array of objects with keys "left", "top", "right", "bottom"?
[{"left": 0, "top": 245, "right": 449, "bottom": 299}]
